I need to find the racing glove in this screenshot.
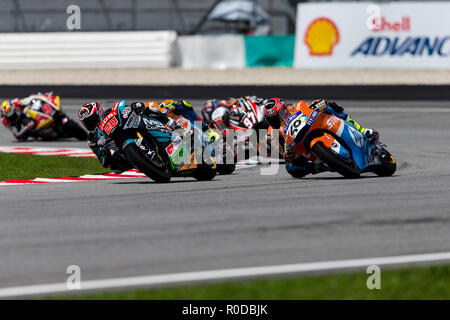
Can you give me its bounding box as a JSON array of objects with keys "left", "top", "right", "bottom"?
[
  {"left": 326, "top": 101, "right": 344, "bottom": 113},
  {"left": 310, "top": 99, "right": 345, "bottom": 114},
  {"left": 309, "top": 99, "right": 328, "bottom": 112}
]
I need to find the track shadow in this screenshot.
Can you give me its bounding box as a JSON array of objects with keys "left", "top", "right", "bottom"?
[
  {"left": 112, "top": 179, "right": 209, "bottom": 185},
  {"left": 306, "top": 174, "right": 398, "bottom": 180}
]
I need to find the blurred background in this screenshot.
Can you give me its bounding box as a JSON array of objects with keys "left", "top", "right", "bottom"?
[
  {"left": 0, "top": 1, "right": 449, "bottom": 300},
  {"left": 0, "top": 1, "right": 448, "bottom": 75},
  {"left": 0, "top": 0, "right": 296, "bottom": 34}
]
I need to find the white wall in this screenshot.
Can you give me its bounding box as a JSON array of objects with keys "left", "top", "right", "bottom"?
[
  {"left": 0, "top": 31, "right": 177, "bottom": 69},
  {"left": 176, "top": 35, "right": 245, "bottom": 69}
]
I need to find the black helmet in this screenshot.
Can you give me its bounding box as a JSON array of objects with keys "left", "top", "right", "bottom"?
[{"left": 79, "top": 102, "right": 101, "bottom": 131}]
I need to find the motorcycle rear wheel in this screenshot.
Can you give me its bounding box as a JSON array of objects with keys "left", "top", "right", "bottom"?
[{"left": 217, "top": 144, "right": 236, "bottom": 175}]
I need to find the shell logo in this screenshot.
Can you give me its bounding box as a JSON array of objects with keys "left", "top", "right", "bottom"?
[{"left": 304, "top": 17, "right": 340, "bottom": 56}]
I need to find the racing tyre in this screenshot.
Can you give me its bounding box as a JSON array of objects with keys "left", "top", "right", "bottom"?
[
  {"left": 217, "top": 163, "right": 235, "bottom": 175},
  {"left": 312, "top": 142, "right": 360, "bottom": 179},
  {"left": 373, "top": 148, "right": 396, "bottom": 177},
  {"left": 217, "top": 146, "right": 236, "bottom": 175},
  {"left": 193, "top": 163, "right": 217, "bottom": 181},
  {"left": 123, "top": 143, "right": 171, "bottom": 183},
  {"left": 63, "top": 119, "right": 88, "bottom": 140}
]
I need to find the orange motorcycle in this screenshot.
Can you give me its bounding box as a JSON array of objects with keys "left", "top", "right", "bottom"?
[{"left": 284, "top": 101, "right": 396, "bottom": 178}]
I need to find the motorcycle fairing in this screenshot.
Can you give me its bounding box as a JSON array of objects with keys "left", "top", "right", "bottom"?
[{"left": 333, "top": 120, "right": 372, "bottom": 170}]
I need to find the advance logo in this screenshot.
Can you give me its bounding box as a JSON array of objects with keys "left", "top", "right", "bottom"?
[{"left": 351, "top": 36, "right": 450, "bottom": 57}]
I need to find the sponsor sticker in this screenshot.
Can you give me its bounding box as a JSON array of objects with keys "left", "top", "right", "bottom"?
[
  {"left": 166, "top": 143, "right": 175, "bottom": 156},
  {"left": 305, "top": 17, "right": 340, "bottom": 56}
]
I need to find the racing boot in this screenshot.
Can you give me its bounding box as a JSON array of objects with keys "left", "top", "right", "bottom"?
[{"left": 345, "top": 115, "right": 379, "bottom": 145}]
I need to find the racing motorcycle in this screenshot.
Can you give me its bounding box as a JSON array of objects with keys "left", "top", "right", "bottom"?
[
  {"left": 144, "top": 99, "right": 235, "bottom": 176},
  {"left": 211, "top": 97, "right": 269, "bottom": 163},
  {"left": 24, "top": 94, "right": 87, "bottom": 141},
  {"left": 284, "top": 103, "right": 396, "bottom": 178},
  {"left": 96, "top": 100, "right": 217, "bottom": 183}
]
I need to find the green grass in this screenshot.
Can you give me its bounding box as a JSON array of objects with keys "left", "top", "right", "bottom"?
[
  {"left": 63, "top": 264, "right": 450, "bottom": 300},
  {"left": 0, "top": 152, "right": 109, "bottom": 181}
]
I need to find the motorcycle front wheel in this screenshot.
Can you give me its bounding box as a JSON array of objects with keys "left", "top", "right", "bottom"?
[
  {"left": 123, "top": 140, "right": 171, "bottom": 183},
  {"left": 373, "top": 147, "right": 396, "bottom": 177}
]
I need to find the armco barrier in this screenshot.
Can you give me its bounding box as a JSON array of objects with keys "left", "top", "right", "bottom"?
[{"left": 0, "top": 31, "right": 177, "bottom": 69}]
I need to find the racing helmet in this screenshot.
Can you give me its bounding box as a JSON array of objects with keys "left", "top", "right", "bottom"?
[
  {"left": 211, "top": 106, "right": 231, "bottom": 132},
  {"left": 79, "top": 101, "right": 101, "bottom": 131},
  {"left": 264, "top": 98, "right": 288, "bottom": 129},
  {"left": 217, "top": 99, "right": 228, "bottom": 108},
  {"left": 202, "top": 99, "right": 217, "bottom": 124},
  {"left": 0, "top": 100, "right": 19, "bottom": 123}
]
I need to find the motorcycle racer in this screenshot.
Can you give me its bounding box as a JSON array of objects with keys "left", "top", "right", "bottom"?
[
  {"left": 201, "top": 96, "right": 266, "bottom": 127},
  {"left": 201, "top": 99, "right": 229, "bottom": 126},
  {"left": 264, "top": 98, "right": 379, "bottom": 178},
  {"left": 146, "top": 99, "right": 220, "bottom": 144},
  {"left": 79, "top": 101, "right": 136, "bottom": 173},
  {"left": 80, "top": 99, "right": 218, "bottom": 173},
  {"left": 1, "top": 92, "right": 86, "bottom": 141},
  {"left": 0, "top": 100, "right": 29, "bottom": 140},
  {"left": 1, "top": 95, "right": 60, "bottom": 141}
]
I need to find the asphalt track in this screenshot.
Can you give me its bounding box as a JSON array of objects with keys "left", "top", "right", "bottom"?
[{"left": 0, "top": 99, "right": 449, "bottom": 294}]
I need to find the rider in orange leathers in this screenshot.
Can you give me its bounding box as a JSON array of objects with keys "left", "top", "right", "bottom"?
[{"left": 264, "top": 98, "right": 379, "bottom": 178}]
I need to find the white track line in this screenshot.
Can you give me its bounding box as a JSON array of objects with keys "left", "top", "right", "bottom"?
[
  {"left": 33, "top": 178, "right": 77, "bottom": 183},
  {"left": 77, "top": 175, "right": 123, "bottom": 179},
  {"left": 0, "top": 251, "right": 449, "bottom": 299}
]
